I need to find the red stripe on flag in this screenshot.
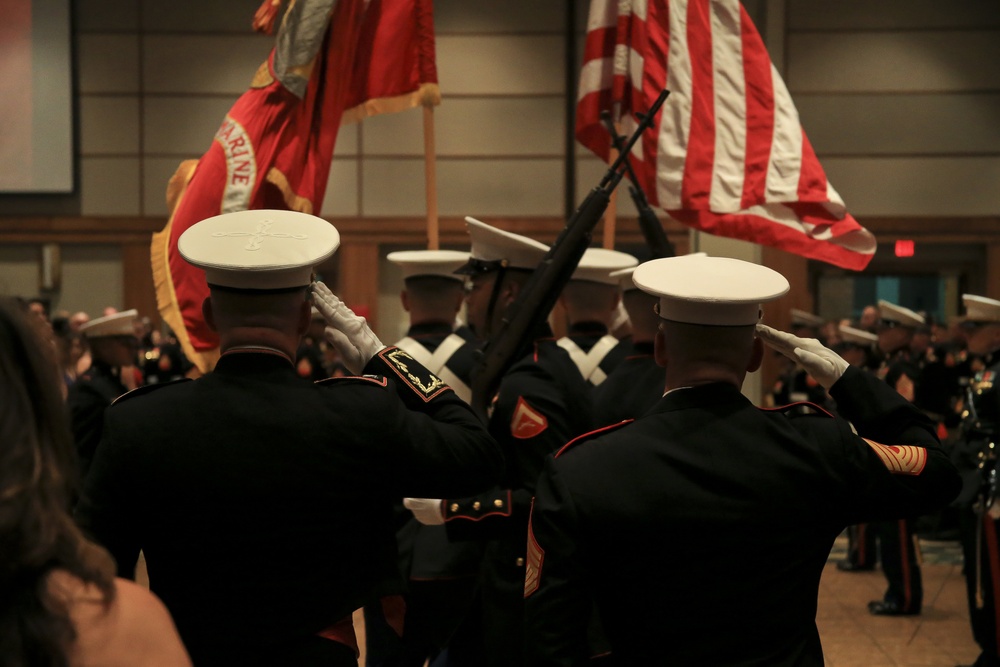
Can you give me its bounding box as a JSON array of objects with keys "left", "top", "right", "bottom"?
[
  {"left": 739, "top": 6, "right": 773, "bottom": 209},
  {"left": 640, "top": 0, "right": 671, "bottom": 199},
  {"left": 682, "top": 0, "right": 715, "bottom": 208},
  {"left": 669, "top": 208, "right": 873, "bottom": 270},
  {"left": 797, "top": 131, "right": 828, "bottom": 202}
]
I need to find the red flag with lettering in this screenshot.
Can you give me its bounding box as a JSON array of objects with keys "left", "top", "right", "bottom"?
[
  {"left": 152, "top": 0, "right": 440, "bottom": 372},
  {"left": 577, "top": 0, "right": 875, "bottom": 270}
]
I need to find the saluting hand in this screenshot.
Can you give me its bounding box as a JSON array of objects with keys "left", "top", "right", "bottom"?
[
  {"left": 756, "top": 323, "right": 849, "bottom": 390},
  {"left": 311, "top": 281, "right": 386, "bottom": 375},
  {"left": 403, "top": 498, "right": 446, "bottom": 526}
]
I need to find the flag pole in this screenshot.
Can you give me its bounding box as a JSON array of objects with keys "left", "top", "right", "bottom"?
[{"left": 423, "top": 105, "right": 439, "bottom": 250}]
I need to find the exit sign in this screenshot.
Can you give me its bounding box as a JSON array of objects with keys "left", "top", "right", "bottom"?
[{"left": 894, "top": 240, "right": 914, "bottom": 257}]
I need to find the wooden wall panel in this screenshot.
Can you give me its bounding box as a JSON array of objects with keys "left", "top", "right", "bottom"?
[{"left": 122, "top": 242, "right": 158, "bottom": 325}]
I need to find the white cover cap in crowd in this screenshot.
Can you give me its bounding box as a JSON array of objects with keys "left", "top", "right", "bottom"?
[
  {"left": 611, "top": 252, "right": 707, "bottom": 292},
  {"left": 455, "top": 217, "right": 549, "bottom": 273},
  {"left": 632, "top": 255, "right": 789, "bottom": 326},
  {"left": 791, "top": 308, "right": 825, "bottom": 327},
  {"left": 877, "top": 300, "right": 925, "bottom": 327},
  {"left": 839, "top": 324, "right": 878, "bottom": 346},
  {"left": 963, "top": 294, "right": 1000, "bottom": 323},
  {"left": 387, "top": 249, "right": 469, "bottom": 283},
  {"left": 570, "top": 248, "right": 639, "bottom": 285},
  {"left": 80, "top": 309, "right": 138, "bottom": 338},
  {"left": 178, "top": 209, "right": 340, "bottom": 290}
]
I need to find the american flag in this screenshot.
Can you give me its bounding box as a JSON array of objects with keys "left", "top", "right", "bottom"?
[{"left": 577, "top": 0, "right": 876, "bottom": 270}]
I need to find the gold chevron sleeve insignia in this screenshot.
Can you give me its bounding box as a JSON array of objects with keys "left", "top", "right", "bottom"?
[{"left": 863, "top": 439, "right": 928, "bottom": 475}]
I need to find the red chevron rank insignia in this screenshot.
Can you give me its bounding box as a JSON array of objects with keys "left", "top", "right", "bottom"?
[
  {"left": 511, "top": 397, "right": 548, "bottom": 439},
  {"left": 864, "top": 439, "right": 928, "bottom": 475}
]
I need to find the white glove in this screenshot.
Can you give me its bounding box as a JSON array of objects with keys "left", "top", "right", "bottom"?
[
  {"left": 756, "top": 323, "right": 849, "bottom": 390},
  {"left": 311, "top": 281, "right": 385, "bottom": 375},
  {"left": 403, "top": 498, "right": 445, "bottom": 526}
]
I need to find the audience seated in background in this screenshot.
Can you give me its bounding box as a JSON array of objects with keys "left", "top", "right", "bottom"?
[{"left": 0, "top": 297, "right": 191, "bottom": 667}]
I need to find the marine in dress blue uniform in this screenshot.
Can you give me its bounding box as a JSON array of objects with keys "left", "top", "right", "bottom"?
[
  {"left": 524, "top": 256, "right": 961, "bottom": 667},
  {"left": 833, "top": 324, "right": 881, "bottom": 572},
  {"left": 592, "top": 265, "right": 663, "bottom": 426},
  {"left": 67, "top": 309, "right": 139, "bottom": 482},
  {"left": 867, "top": 299, "right": 929, "bottom": 615},
  {"left": 404, "top": 218, "right": 592, "bottom": 667},
  {"left": 75, "top": 210, "right": 502, "bottom": 667},
  {"left": 556, "top": 248, "right": 637, "bottom": 387},
  {"left": 953, "top": 294, "right": 1000, "bottom": 667},
  {"left": 364, "top": 249, "right": 486, "bottom": 667}
]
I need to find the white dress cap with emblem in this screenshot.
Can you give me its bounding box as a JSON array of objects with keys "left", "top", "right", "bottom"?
[
  {"left": 632, "top": 255, "right": 789, "bottom": 326},
  {"left": 460, "top": 216, "right": 549, "bottom": 271},
  {"left": 791, "top": 308, "right": 825, "bottom": 327},
  {"left": 611, "top": 252, "right": 706, "bottom": 292},
  {"left": 963, "top": 294, "right": 1000, "bottom": 323},
  {"left": 877, "top": 300, "right": 925, "bottom": 327},
  {"left": 839, "top": 324, "right": 877, "bottom": 346},
  {"left": 570, "top": 248, "right": 638, "bottom": 285},
  {"left": 178, "top": 209, "right": 340, "bottom": 290},
  {"left": 387, "top": 249, "right": 470, "bottom": 283},
  {"left": 80, "top": 309, "right": 139, "bottom": 338}
]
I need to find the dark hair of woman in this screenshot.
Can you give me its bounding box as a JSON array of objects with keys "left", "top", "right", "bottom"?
[{"left": 0, "top": 297, "right": 116, "bottom": 667}]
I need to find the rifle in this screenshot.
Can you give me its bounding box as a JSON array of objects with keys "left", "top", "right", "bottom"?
[
  {"left": 600, "top": 111, "right": 675, "bottom": 259},
  {"left": 470, "top": 89, "right": 670, "bottom": 422}
]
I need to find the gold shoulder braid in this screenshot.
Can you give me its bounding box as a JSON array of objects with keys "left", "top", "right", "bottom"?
[{"left": 378, "top": 347, "right": 450, "bottom": 402}]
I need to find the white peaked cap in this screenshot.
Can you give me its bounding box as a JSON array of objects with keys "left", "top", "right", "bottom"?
[
  {"left": 963, "top": 294, "right": 1000, "bottom": 323},
  {"left": 632, "top": 255, "right": 789, "bottom": 326},
  {"left": 178, "top": 209, "right": 340, "bottom": 290},
  {"left": 839, "top": 324, "right": 877, "bottom": 346},
  {"left": 791, "top": 308, "right": 825, "bottom": 327},
  {"left": 877, "top": 300, "right": 925, "bottom": 327},
  {"left": 611, "top": 252, "right": 707, "bottom": 292},
  {"left": 570, "top": 248, "right": 639, "bottom": 285},
  {"left": 387, "top": 249, "right": 469, "bottom": 283},
  {"left": 462, "top": 217, "right": 549, "bottom": 271},
  {"left": 80, "top": 309, "right": 138, "bottom": 338}
]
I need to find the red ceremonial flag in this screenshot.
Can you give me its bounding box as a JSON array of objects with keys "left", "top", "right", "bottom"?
[
  {"left": 152, "top": 0, "right": 440, "bottom": 373},
  {"left": 577, "top": 0, "right": 876, "bottom": 270}
]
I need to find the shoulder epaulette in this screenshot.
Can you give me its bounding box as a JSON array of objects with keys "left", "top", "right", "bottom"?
[
  {"left": 111, "top": 378, "right": 192, "bottom": 406},
  {"left": 316, "top": 374, "right": 388, "bottom": 388},
  {"left": 554, "top": 420, "right": 633, "bottom": 459},
  {"left": 760, "top": 401, "right": 834, "bottom": 418}
]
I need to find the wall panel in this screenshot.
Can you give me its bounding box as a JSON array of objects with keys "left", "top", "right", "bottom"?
[
  {"left": 787, "top": 31, "right": 1000, "bottom": 93},
  {"left": 78, "top": 34, "right": 140, "bottom": 93},
  {"left": 437, "top": 36, "right": 565, "bottom": 95},
  {"left": 143, "top": 35, "right": 271, "bottom": 94},
  {"left": 80, "top": 97, "right": 141, "bottom": 154},
  {"left": 80, "top": 158, "right": 142, "bottom": 216},
  {"left": 798, "top": 93, "right": 1000, "bottom": 155}
]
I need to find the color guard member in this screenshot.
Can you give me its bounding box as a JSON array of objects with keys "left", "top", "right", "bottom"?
[
  {"left": 524, "top": 255, "right": 960, "bottom": 666},
  {"left": 76, "top": 210, "right": 501, "bottom": 667},
  {"left": 404, "top": 217, "right": 592, "bottom": 667},
  {"left": 556, "top": 248, "right": 637, "bottom": 387}
]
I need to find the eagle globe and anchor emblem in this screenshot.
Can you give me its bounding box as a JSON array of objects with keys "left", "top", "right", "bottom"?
[{"left": 211, "top": 219, "right": 309, "bottom": 251}]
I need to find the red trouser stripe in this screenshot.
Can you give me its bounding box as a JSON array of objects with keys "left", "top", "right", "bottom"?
[
  {"left": 899, "top": 519, "right": 912, "bottom": 609},
  {"left": 857, "top": 524, "right": 868, "bottom": 564}
]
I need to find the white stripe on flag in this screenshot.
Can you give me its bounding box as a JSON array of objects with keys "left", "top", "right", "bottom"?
[
  {"left": 588, "top": 0, "right": 617, "bottom": 31},
  {"left": 578, "top": 57, "right": 615, "bottom": 101},
  {"left": 765, "top": 62, "right": 803, "bottom": 201},
  {"left": 709, "top": 0, "right": 747, "bottom": 213},
  {"left": 656, "top": 0, "right": 692, "bottom": 210},
  {"left": 632, "top": 0, "right": 648, "bottom": 21}
]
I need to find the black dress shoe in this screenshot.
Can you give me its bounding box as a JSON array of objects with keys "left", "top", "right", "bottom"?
[
  {"left": 867, "top": 600, "right": 920, "bottom": 616},
  {"left": 837, "top": 561, "right": 875, "bottom": 572}
]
